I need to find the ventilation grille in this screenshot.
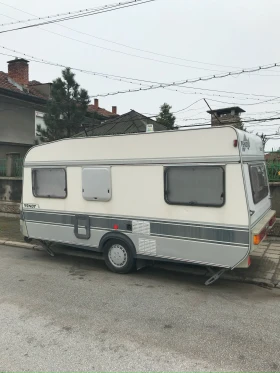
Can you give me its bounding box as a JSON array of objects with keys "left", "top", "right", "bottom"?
[
  {"left": 132, "top": 220, "right": 150, "bottom": 235},
  {"left": 138, "top": 238, "right": 156, "bottom": 256}
]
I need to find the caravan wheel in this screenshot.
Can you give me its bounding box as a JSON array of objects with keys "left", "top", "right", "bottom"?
[{"left": 104, "top": 239, "right": 135, "bottom": 274}]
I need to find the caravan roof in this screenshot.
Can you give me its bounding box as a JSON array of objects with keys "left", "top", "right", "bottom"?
[{"left": 25, "top": 126, "right": 264, "bottom": 166}]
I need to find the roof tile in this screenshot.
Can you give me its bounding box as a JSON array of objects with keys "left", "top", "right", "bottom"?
[{"left": 0, "top": 71, "right": 48, "bottom": 100}]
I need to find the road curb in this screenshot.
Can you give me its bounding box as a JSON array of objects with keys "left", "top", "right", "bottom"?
[{"left": 0, "top": 240, "right": 43, "bottom": 251}]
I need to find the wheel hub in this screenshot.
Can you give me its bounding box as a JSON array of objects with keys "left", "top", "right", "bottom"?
[{"left": 108, "top": 244, "right": 127, "bottom": 268}]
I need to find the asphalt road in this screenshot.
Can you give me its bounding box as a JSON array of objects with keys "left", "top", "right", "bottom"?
[{"left": 0, "top": 245, "right": 280, "bottom": 372}]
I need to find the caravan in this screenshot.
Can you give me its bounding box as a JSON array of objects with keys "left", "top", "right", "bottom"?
[{"left": 20, "top": 126, "right": 276, "bottom": 284}]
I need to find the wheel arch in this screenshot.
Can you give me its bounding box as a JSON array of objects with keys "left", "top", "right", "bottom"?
[{"left": 99, "top": 232, "right": 137, "bottom": 257}]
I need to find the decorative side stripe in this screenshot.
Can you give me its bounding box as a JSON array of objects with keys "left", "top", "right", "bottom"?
[{"left": 23, "top": 210, "right": 249, "bottom": 246}]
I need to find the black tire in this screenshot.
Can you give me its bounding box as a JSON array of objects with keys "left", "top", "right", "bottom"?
[{"left": 103, "top": 239, "right": 135, "bottom": 274}]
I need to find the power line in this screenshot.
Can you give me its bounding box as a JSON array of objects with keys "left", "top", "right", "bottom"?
[
  {"left": 2, "top": 2, "right": 280, "bottom": 79},
  {"left": 177, "top": 116, "right": 280, "bottom": 129},
  {"left": 0, "top": 47, "right": 162, "bottom": 85},
  {"left": 0, "top": 0, "right": 156, "bottom": 34},
  {"left": 90, "top": 62, "right": 280, "bottom": 97},
  {"left": 0, "top": 1, "right": 242, "bottom": 71},
  {"left": 2, "top": 47, "right": 279, "bottom": 105},
  {"left": 203, "top": 98, "right": 280, "bottom": 106},
  {"left": 0, "top": 1, "right": 144, "bottom": 27},
  {"left": 0, "top": 12, "right": 232, "bottom": 73}
]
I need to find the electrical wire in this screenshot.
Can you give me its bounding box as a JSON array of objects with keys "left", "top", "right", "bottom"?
[
  {"left": 2, "top": 47, "right": 279, "bottom": 104},
  {"left": 2, "top": 2, "right": 280, "bottom": 79},
  {"left": 0, "top": 1, "right": 243, "bottom": 71},
  {"left": 90, "top": 62, "right": 280, "bottom": 97},
  {"left": 0, "top": 1, "right": 147, "bottom": 27},
  {"left": 0, "top": 0, "right": 156, "bottom": 34},
  {"left": 0, "top": 47, "right": 162, "bottom": 85}
]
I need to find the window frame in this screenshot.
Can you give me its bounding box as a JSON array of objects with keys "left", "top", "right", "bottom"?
[
  {"left": 32, "top": 167, "right": 67, "bottom": 199},
  {"left": 249, "top": 163, "right": 269, "bottom": 205},
  {"left": 164, "top": 165, "right": 225, "bottom": 208}
]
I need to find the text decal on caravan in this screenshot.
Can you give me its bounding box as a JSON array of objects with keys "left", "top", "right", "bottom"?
[
  {"left": 23, "top": 203, "right": 40, "bottom": 209},
  {"left": 241, "top": 135, "right": 250, "bottom": 151}
]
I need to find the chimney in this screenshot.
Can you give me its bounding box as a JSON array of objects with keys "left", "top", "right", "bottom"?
[
  {"left": 112, "top": 106, "right": 117, "bottom": 115},
  {"left": 207, "top": 106, "right": 245, "bottom": 129},
  {"left": 94, "top": 98, "right": 99, "bottom": 109},
  {"left": 8, "top": 58, "right": 29, "bottom": 86}
]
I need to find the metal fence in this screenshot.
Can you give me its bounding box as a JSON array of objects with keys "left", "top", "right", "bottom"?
[
  {"left": 13, "top": 158, "right": 24, "bottom": 177},
  {"left": 0, "top": 158, "right": 24, "bottom": 177},
  {"left": 0, "top": 159, "right": 6, "bottom": 177}
]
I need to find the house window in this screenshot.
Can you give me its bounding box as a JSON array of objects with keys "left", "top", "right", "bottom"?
[
  {"left": 82, "top": 167, "right": 111, "bottom": 201},
  {"left": 32, "top": 168, "right": 67, "bottom": 198},
  {"left": 249, "top": 163, "right": 269, "bottom": 204},
  {"left": 164, "top": 166, "right": 225, "bottom": 207},
  {"left": 35, "top": 111, "right": 46, "bottom": 136}
]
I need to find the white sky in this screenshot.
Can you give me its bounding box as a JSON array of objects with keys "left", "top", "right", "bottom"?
[{"left": 0, "top": 0, "right": 280, "bottom": 150}]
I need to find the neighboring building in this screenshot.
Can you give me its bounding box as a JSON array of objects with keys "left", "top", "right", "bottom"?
[
  {"left": 207, "top": 106, "right": 245, "bottom": 128},
  {"left": 87, "top": 99, "right": 118, "bottom": 119},
  {"left": 0, "top": 58, "right": 117, "bottom": 158},
  {"left": 265, "top": 151, "right": 280, "bottom": 162},
  {"left": 75, "top": 110, "right": 167, "bottom": 137},
  {"left": 0, "top": 58, "right": 50, "bottom": 158}
]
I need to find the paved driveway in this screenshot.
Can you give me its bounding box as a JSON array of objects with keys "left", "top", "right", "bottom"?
[{"left": 0, "top": 244, "right": 280, "bottom": 372}]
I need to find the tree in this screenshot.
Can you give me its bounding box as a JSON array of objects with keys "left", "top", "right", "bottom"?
[
  {"left": 36, "top": 68, "right": 90, "bottom": 142},
  {"left": 156, "top": 103, "right": 176, "bottom": 130}
]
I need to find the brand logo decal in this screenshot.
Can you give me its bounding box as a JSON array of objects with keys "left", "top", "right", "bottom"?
[
  {"left": 241, "top": 135, "right": 250, "bottom": 151},
  {"left": 23, "top": 203, "right": 39, "bottom": 209}
]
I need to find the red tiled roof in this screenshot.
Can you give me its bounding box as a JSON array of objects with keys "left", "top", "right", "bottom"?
[
  {"left": 0, "top": 71, "right": 48, "bottom": 100},
  {"left": 0, "top": 72, "right": 116, "bottom": 114},
  {"left": 87, "top": 104, "right": 117, "bottom": 118}
]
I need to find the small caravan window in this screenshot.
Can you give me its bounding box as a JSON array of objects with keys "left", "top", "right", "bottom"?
[
  {"left": 164, "top": 166, "right": 225, "bottom": 207},
  {"left": 82, "top": 167, "right": 111, "bottom": 201},
  {"left": 249, "top": 163, "right": 269, "bottom": 204},
  {"left": 32, "top": 168, "right": 67, "bottom": 198}
]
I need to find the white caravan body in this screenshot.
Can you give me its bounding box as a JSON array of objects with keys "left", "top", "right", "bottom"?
[{"left": 20, "top": 126, "right": 276, "bottom": 271}]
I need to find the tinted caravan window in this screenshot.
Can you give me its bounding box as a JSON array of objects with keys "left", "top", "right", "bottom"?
[
  {"left": 32, "top": 168, "right": 67, "bottom": 198},
  {"left": 249, "top": 163, "right": 269, "bottom": 204},
  {"left": 165, "top": 166, "right": 225, "bottom": 207}
]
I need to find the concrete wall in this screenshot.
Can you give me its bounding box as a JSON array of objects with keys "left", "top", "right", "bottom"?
[
  {"left": 0, "top": 143, "right": 31, "bottom": 159},
  {"left": 0, "top": 95, "right": 46, "bottom": 157}
]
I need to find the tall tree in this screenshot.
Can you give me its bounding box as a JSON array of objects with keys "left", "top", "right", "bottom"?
[
  {"left": 156, "top": 103, "right": 176, "bottom": 130},
  {"left": 36, "top": 68, "right": 90, "bottom": 142}
]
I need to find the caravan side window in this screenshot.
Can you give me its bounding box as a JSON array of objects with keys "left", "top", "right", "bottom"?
[
  {"left": 164, "top": 166, "right": 225, "bottom": 207},
  {"left": 249, "top": 163, "right": 269, "bottom": 204},
  {"left": 82, "top": 167, "right": 111, "bottom": 201},
  {"left": 32, "top": 168, "right": 67, "bottom": 198}
]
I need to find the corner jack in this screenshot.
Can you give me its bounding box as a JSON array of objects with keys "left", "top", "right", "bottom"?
[
  {"left": 39, "top": 240, "right": 55, "bottom": 257},
  {"left": 205, "top": 267, "right": 227, "bottom": 286}
]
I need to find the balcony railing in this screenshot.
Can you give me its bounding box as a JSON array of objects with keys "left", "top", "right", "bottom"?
[{"left": 0, "top": 158, "right": 24, "bottom": 177}]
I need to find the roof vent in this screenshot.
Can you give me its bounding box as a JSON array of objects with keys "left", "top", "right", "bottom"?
[{"left": 146, "top": 124, "right": 154, "bottom": 133}]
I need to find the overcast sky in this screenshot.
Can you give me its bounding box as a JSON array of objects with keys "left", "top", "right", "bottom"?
[{"left": 0, "top": 0, "right": 280, "bottom": 150}]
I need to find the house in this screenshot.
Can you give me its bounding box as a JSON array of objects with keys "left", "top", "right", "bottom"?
[
  {"left": 75, "top": 109, "right": 167, "bottom": 137},
  {"left": 0, "top": 58, "right": 117, "bottom": 158}
]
